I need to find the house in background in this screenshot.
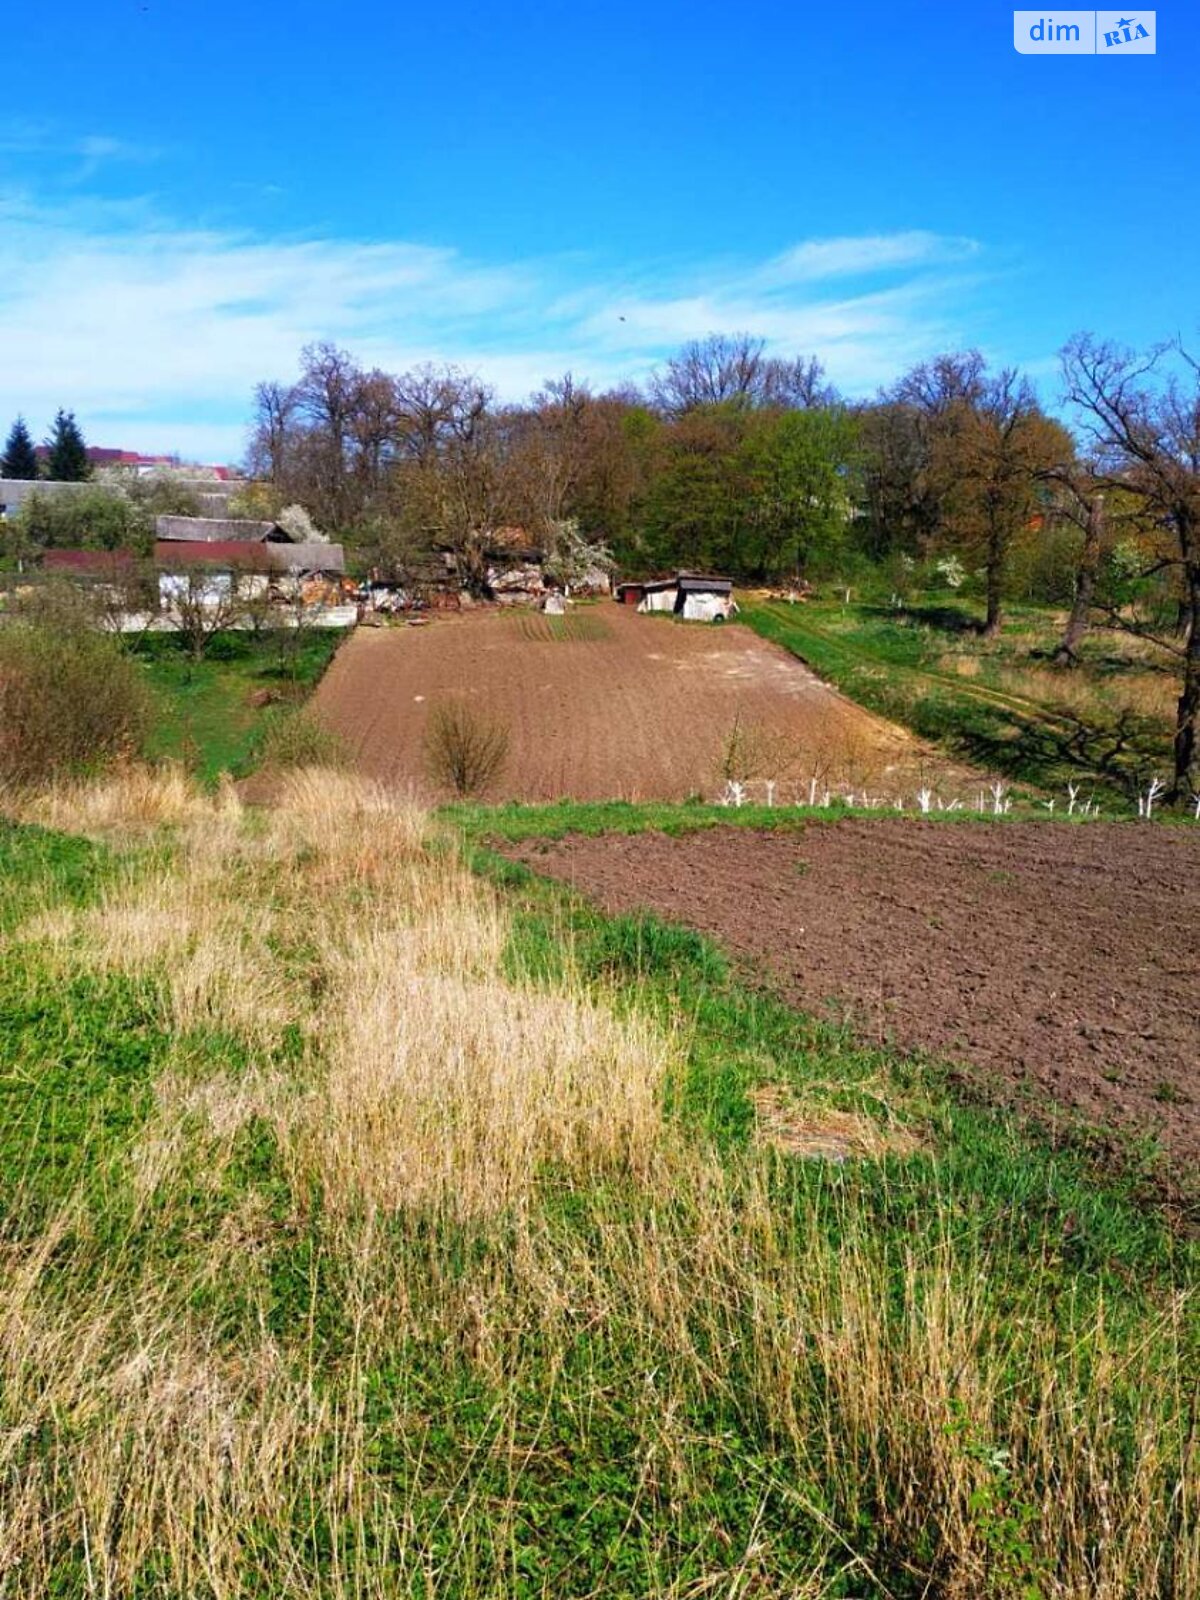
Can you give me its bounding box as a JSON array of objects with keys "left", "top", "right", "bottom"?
[
  {"left": 154, "top": 515, "right": 345, "bottom": 576},
  {"left": 0, "top": 477, "right": 93, "bottom": 521},
  {"left": 34, "top": 446, "right": 237, "bottom": 481},
  {"left": 153, "top": 539, "right": 346, "bottom": 578},
  {"left": 0, "top": 470, "right": 239, "bottom": 524}
]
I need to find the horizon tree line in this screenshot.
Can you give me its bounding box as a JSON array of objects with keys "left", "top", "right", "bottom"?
[
  {"left": 2, "top": 330, "right": 1195, "bottom": 799},
  {"left": 244, "top": 329, "right": 1199, "bottom": 798}
]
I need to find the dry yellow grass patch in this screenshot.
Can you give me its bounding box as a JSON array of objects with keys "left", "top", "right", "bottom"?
[
  {"left": 11, "top": 762, "right": 233, "bottom": 837},
  {"left": 991, "top": 664, "right": 1177, "bottom": 724},
  {"left": 751, "top": 1084, "right": 923, "bottom": 1161},
  {"left": 307, "top": 931, "right": 668, "bottom": 1218},
  {"left": 13, "top": 765, "right": 675, "bottom": 1220},
  {"left": 938, "top": 652, "right": 981, "bottom": 678}
]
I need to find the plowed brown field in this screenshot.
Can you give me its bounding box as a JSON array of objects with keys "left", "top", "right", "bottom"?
[
  {"left": 313, "top": 606, "right": 980, "bottom": 803},
  {"left": 507, "top": 819, "right": 1200, "bottom": 1171}
]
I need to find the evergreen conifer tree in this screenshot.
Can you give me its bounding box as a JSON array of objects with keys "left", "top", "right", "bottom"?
[
  {"left": 44, "top": 410, "right": 92, "bottom": 481},
  {"left": 1, "top": 416, "right": 39, "bottom": 480}
]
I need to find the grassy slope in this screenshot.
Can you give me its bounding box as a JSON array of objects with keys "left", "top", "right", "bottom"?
[
  {"left": 0, "top": 781, "right": 1194, "bottom": 1597},
  {"left": 740, "top": 596, "right": 1175, "bottom": 804},
  {"left": 133, "top": 630, "right": 342, "bottom": 784}
]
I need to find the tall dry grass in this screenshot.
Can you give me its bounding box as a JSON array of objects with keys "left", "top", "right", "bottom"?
[
  {"left": 0, "top": 767, "right": 1194, "bottom": 1597},
  {"left": 934, "top": 649, "right": 1180, "bottom": 728}
]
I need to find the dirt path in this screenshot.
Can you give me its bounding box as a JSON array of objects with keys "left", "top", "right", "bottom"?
[
  {"left": 313, "top": 607, "right": 982, "bottom": 803},
  {"left": 506, "top": 819, "right": 1200, "bottom": 1169}
]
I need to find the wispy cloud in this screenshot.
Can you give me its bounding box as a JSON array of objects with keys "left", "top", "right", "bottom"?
[
  {"left": 753, "top": 231, "right": 979, "bottom": 287},
  {"left": 0, "top": 121, "right": 161, "bottom": 180},
  {"left": 0, "top": 190, "right": 987, "bottom": 460}
]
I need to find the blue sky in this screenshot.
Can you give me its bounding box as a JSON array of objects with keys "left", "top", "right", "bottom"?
[{"left": 2, "top": 1, "right": 1195, "bottom": 462}]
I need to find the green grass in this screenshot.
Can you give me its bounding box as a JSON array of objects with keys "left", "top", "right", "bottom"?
[
  {"left": 0, "top": 802, "right": 1195, "bottom": 1596},
  {"left": 0, "top": 816, "right": 109, "bottom": 934},
  {"left": 445, "top": 795, "right": 819, "bottom": 840},
  {"left": 131, "top": 629, "right": 342, "bottom": 784},
  {"left": 741, "top": 595, "right": 1176, "bottom": 804},
  {"left": 444, "top": 794, "right": 1127, "bottom": 842},
  {"left": 0, "top": 821, "right": 169, "bottom": 1226}
]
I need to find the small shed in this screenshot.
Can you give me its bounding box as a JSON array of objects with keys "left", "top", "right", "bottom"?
[
  {"left": 675, "top": 573, "right": 735, "bottom": 622},
  {"left": 617, "top": 572, "right": 736, "bottom": 621},
  {"left": 636, "top": 578, "right": 681, "bottom": 615}
]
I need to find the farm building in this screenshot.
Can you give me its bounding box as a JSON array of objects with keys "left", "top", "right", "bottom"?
[
  {"left": 156, "top": 514, "right": 299, "bottom": 545},
  {"left": 153, "top": 539, "right": 345, "bottom": 576},
  {"left": 676, "top": 574, "right": 736, "bottom": 621},
  {"left": 154, "top": 515, "right": 345, "bottom": 576},
  {"left": 615, "top": 573, "right": 737, "bottom": 622},
  {"left": 37, "top": 539, "right": 349, "bottom": 625},
  {"left": 41, "top": 548, "right": 138, "bottom": 576},
  {"left": 616, "top": 577, "right": 677, "bottom": 612},
  {"left": 0, "top": 477, "right": 94, "bottom": 521}
]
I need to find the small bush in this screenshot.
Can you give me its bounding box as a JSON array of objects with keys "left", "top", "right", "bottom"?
[
  {"left": 424, "top": 700, "right": 510, "bottom": 797},
  {"left": 258, "top": 709, "right": 348, "bottom": 771},
  {"left": 0, "top": 620, "right": 151, "bottom": 785}
]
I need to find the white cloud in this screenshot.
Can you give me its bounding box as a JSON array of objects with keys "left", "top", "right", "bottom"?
[
  {"left": 0, "top": 192, "right": 987, "bottom": 461},
  {"left": 0, "top": 123, "right": 160, "bottom": 179},
  {"left": 749, "top": 230, "right": 979, "bottom": 288}
]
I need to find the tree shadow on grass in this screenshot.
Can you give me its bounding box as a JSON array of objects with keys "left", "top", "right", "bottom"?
[
  {"left": 911, "top": 694, "right": 1167, "bottom": 798},
  {"left": 860, "top": 602, "right": 982, "bottom": 635}
]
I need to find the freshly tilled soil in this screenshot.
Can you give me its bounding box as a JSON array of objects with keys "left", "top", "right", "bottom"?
[
  {"left": 507, "top": 819, "right": 1200, "bottom": 1168},
  {"left": 311, "top": 607, "right": 979, "bottom": 803}
]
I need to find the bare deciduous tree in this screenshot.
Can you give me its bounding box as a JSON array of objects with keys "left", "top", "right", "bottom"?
[
  {"left": 247, "top": 380, "right": 297, "bottom": 483},
  {"left": 1044, "top": 468, "right": 1107, "bottom": 664},
  {"left": 1061, "top": 334, "right": 1200, "bottom": 798},
  {"left": 162, "top": 563, "right": 247, "bottom": 661},
  {"left": 650, "top": 333, "right": 834, "bottom": 417}
]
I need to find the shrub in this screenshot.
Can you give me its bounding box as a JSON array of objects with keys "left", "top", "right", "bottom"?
[
  {"left": 258, "top": 708, "right": 348, "bottom": 771},
  {"left": 0, "top": 619, "right": 151, "bottom": 785},
  {"left": 1009, "top": 520, "right": 1084, "bottom": 605},
  {"left": 423, "top": 700, "right": 510, "bottom": 797}
]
